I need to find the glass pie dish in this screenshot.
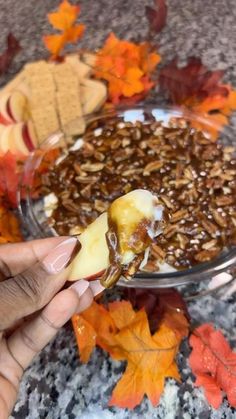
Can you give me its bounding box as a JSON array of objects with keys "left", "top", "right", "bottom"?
[{"left": 17, "top": 106, "right": 236, "bottom": 296}]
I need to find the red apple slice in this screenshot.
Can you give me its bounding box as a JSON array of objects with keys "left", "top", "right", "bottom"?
[
  {"left": 0, "top": 113, "right": 11, "bottom": 125},
  {"left": 22, "top": 121, "right": 37, "bottom": 151},
  {"left": 0, "top": 125, "right": 13, "bottom": 153},
  {"left": 11, "top": 123, "right": 29, "bottom": 155},
  {"left": 0, "top": 124, "right": 5, "bottom": 136},
  {"left": 69, "top": 212, "right": 109, "bottom": 281},
  {"left": 0, "top": 93, "right": 13, "bottom": 124},
  {"left": 7, "top": 91, "right": 28, "bottom": 122}
]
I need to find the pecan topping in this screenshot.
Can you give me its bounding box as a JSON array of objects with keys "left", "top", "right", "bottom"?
[{"left": 41, "top": 117, "right": 236, "bottom": 270}]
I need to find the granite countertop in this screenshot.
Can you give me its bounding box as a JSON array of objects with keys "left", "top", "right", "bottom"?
[{"left": 1, "top": 0, "right": 236, "bottom": 418}]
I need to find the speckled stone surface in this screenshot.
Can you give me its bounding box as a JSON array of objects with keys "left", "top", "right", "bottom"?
[{"left": 1, "top": 0, "right": 236, "bottom": 418}]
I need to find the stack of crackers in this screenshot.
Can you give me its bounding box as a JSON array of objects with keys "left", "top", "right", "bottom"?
[{"left": 1, "top": 53, "right": 107, "bottom": 146}]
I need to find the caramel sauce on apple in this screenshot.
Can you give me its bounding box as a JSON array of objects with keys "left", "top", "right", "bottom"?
[{"left": 101, "top": 209, "right": 154, "bottom": 288}]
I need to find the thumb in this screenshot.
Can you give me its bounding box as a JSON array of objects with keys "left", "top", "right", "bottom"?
[{"left": 0, "top": 237, "right": 80, "bottom": 331}]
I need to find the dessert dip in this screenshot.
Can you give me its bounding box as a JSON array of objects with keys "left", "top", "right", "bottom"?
[{"left": 41, "top": 116, "right": 236, "bottom": 273}]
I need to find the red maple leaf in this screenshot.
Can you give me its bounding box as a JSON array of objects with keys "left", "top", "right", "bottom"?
[
  {"left": 0, "top": 33, "right": 21, "bottom": 75},
  {"left": 146, "top": 0, "right": 168, "bottom": 34},
  {"left": 189, "top": 323, "right": 236, "bottom": 409},
  {"left": 159, "top": 57, "right": 227, "bottom": 104},
  {"left": 0, "top": 152, "right": 26, "bottom": 208},
  {"left": 159, "top": 57, "right": 236, "bottom": 139}
]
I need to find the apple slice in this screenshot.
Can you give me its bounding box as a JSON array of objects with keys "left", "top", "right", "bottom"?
[
  {"left": 0, "top": 93, "right": 13, "bottom": 124},
  {"left": 80, "top": 79, "right": 107, "bottom": 115},
  {"left": 7, "top": 91, "right": 28, "bottom": 122},
  {"left": 6, "top": 121, "right": 37, "bottom": 155},
  {"left": 22, "top": 121, "right": 37, "bottom": 151},
  {"left": 11, "top": 123, "right": 29, "bottom": 155},
  {"left": 0, "top": 125, "right": 13, "bottom": 153},
  {"left": 0, "top": 124, "right": 5, "bottom": 137},
  {"left": 69, "top": 212, "right": 109, "bottom": 281},
  {"left": 68, "top": 190, "right": 163, "bottom": 286},
  {"left": 0, "top": 113, "right": 11, "bottom": 125}
]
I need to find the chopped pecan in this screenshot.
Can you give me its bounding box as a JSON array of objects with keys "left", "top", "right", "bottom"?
[
  {"left": 177, "top": 233, "right": 189, "bottom": 250},
  {"left": 80, "top": 184, "right": 92, "bottom": 199},
  {"left": 142, "top": 260, "right": 159, "bottom": 272},
  {"left": 200, "top": 218, "right": 218, "bottom": 236},
  {"left": 163, "top": 224, "right": 178, "bottom": 238},
  {"left": 62, "top": 200, "right": 79, "bottom": 213},
  {"left": 143, "top": 161, "right": 163, "bottom": 175},
  {"left": 202, "top": 239, "right": 218, "bottom": 250},
  {"left": 94, "top": 199, "right": 109, "bottom": 212},
  {"left": 151, "top": 243, "right": 166, "bottom": 260},
  {"left": 212, "top": 209, "right": 227, "bottom": 228},
  {"left": 194, "top": 248, "right": 220, "bottom": 262},
  {"left": 81, "top": 163, "right": 105, "bottom": 172},
  {"left": 94, "top": 151, "right": 105, "bottom": 161},
  {"left": 216, "top": 195, "right": 234, "bottom": 206},
  {"left": 160, "top": 195, "right": 174, "bottom": 209},
  {"left": 171, "top": 209, "right": 188, "bottom": 223},
  {"left": 75, "top": 175, "right": 97, "bottom": 183}
]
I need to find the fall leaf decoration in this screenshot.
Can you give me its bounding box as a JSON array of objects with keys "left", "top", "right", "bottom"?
[
  {"left": 0, "top": 152, "right": 27, "bottom": 208},
  {"left": 94, "top": 33, "right": 161, "bottom": 104},
  {"left": 0, "top": 33, "right": 21, "bottom": 76},
  {"left": 125, "top": 288, "right": 190, "bottom": 337},
  {"left": 159, "top": 57, "right": 236, "bottom": 139},
  {"left": 0, "top": 205, "right": 22, "bottom": 243},
  {"left": 146, "top": 0, "right": 168, "bottom": 34},
  {"left": 189, "top": 323, "right": 236, "bottom": 409},
  {"left": 72, "top": 299, "right": 189, "bottom": 409},
  {"left": 43, "top": 0, "right": 85, "bottom": 58}
]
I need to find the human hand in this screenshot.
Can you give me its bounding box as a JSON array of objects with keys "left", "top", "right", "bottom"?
[{"left": 0, "top": 237, "right": 104, "bottom": 418}]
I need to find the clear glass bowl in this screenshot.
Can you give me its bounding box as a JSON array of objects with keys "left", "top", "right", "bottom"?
[{"left": 18, "top": 106, "right": 236, "bottom": 294}]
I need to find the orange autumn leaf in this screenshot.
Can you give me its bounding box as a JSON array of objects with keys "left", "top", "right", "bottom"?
[
  {"left": 48, "top": 0, "right": 80, "bottom": 30},
  {"left": 43, "top": 0, "right": 85, "bottom": 58},
  {"left": 43, "top": 34, "right": 66, "bottom": 57},
  {"left": 108, "top": 300, "right": 136, "bottom": 329},
  {"left": 73, "top": 300, "right": 188, "bottom": 409},
  {"left": 163, "top": 310, "right": 189, "bottom": 341},
  {"left": 0, "top": 206, "right": 22, "bottom": 243},
  {"left": 139, "top": 43, "right": 161, "bottom": 74},
  {"left": 94, "top": 33, "right": 160, "bottom": 103},
  {"left": 109, "top": 309, "right": 182, "bottom": 409},
  {"left": 72, "top": 301, "right": 119, "bottom": 362},
  {"left": 221, "top": 89, "right": 236, "bottom": 115},
  {"left": 72, "top": 315, "right": 96, "bottom": 363}
]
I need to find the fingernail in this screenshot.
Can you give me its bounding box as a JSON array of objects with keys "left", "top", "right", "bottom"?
[
  {"left": 43, "top": 237, "right": 79, "bottom": 274},
  {"left": 69, "top": 279, "right": 90, "bottom": 297},
  {"left": 89, "top": 280, "right": 105, "bottom": 297}
]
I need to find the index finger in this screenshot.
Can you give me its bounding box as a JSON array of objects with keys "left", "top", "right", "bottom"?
[{"left": 0, "top": 237, "right": 69, "bottom": 279}]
